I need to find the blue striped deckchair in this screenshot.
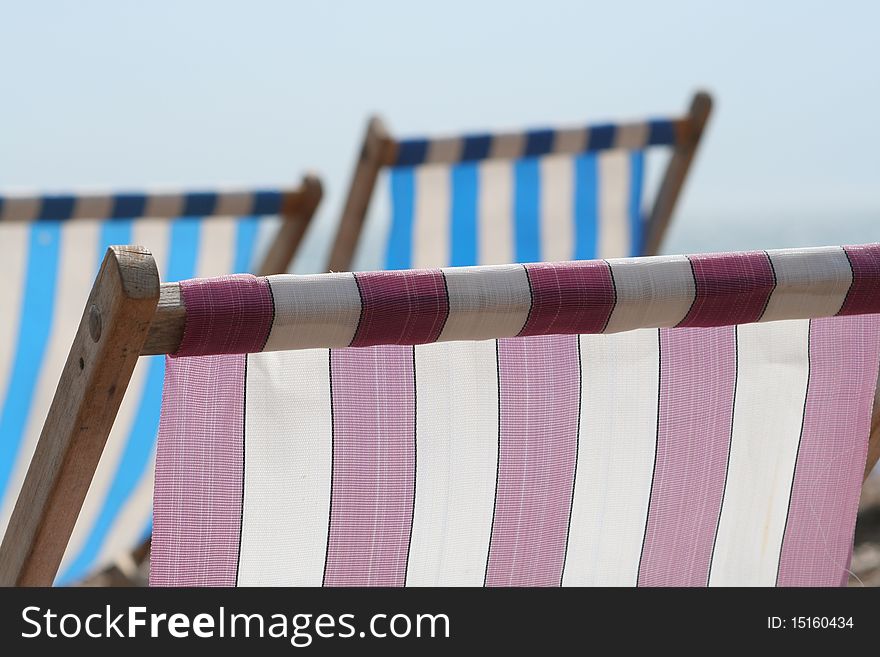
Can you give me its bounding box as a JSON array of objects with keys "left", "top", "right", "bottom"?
[
  {"left": 327, "top": 91, "right": 711, "bottom": 272},
  {"left": 0, "top": 177, "right": 322, "bottom": 585}
]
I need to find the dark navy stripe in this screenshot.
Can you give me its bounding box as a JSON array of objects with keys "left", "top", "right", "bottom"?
[
  {"left": 450, "top": 163, "right": 479, "bottom": 266},
  {"left": 59, "top": 217, "right": 202, "bottom": 584},
  {"left": 38, "top": 196, "right": 76, "bottom": 221},
  {"left": 233, "top": 216, "right": 261, "bottom": 273},
  {"left": 395, "top": 139, "right": 429, "bottom": 167},
  {"left": 0, "top": 223, "right": 62, "bottom": 499},
  {"left": 587, "top": 124, "right": 616, "bottom": 151},
  {"left": 573, "top": 154, "right": 599, "bottom": 259},
  {"left": 628, "top": 151, "right": 645, "bottom": 256},
  {"left": 111, "top": 194, "right": 147, "bottom": 219},
  {"left": 524, "top": 129, "right": 555, "bottom": 158},
  {"left": 461, "top": 134, "right": 492, "bottom": 161},
  {"left": 513, "top": 159, "right": 541, "bottom": 263},
  {"left": 386, "top": 169, "right": 415, "bottom": 269},
  {"left": 647, "top": 119, "right": 677, "bottom": 146},
  {"left": 182, "top": 192, "right": 217, "bottom": 217},
  {"left": 252, "top": 190, "right": 282, "bottom": 216}
]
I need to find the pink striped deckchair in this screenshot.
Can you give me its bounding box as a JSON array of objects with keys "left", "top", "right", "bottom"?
[{"left": 2, "top": 244, "right": 879, "bottom": 586}]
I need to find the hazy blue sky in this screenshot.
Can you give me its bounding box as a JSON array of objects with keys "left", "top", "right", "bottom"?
[{"left": 1, "top": 1, "right": 878, "bottom": 268}]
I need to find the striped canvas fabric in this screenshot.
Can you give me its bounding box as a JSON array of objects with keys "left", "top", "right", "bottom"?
[
  {"left": 151, "top": 244, "right": 880, "bottom": 587},
  {"left": 373, "top": 118, "right": 677, "bottom": 270},
  {"left": 0, "top": 188, "right": 292, "bottom": 585}
]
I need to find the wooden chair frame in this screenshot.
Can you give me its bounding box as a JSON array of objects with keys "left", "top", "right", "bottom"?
[
  {"left": 1, "top": 244, "right": 878, "bottom": 586},
  {"left": 0, "top": 174, "right": 323, "bottom": 277},
  {"left": 326, "top": 91, "right": 713, "bottom": 273}
]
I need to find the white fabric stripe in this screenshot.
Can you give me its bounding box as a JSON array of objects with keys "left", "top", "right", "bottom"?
[
  {"left": 614, "top": 122, "right": 650, "bottom": 150},
  {"left": 72, "top": 195, "right": 113, "bottom": 220},
  {"left": 412, "top": 166, "right": 450, "bottom": 268},
  {"left": 597, "top": 151, "right": 631, "bottom": 258},
  {"left": 0, "top": 224, "right": 29, "bottom": 481},
  {"left": 407, "top": 341, "right": 498, "bottom": 586},
  {"left": 195, "top": 215, "right": 237, "bottom": 278},
  {"left": 539, "top": 156, "right": 575, "bottom": 262},
  {"left": 553, "top": 127, "right": 589, "bottom": 155},
  {"left": 761, "top": 247, "right": 853, "bottom": 322},
  {"left": 708, "top": 320, "right": 811, "bottom": 587},
  {"left": 144, "top": 193, "right": 185, "bottom": 219},
  {"left": 563, "top": 330, "right": 659, "bottom": 586},
  {"left": 489, "top": 132, "right": 525, "bottom": 159},
  {"left": 0, "top": 221, "right": 100, "bottom": 535},
  {"left": 604, "top": 255, "right": 696, "bottom": 333},
  {"left": 58, "top": 218, "right": 172, "bottom": 576},
  {"left": 426, "top": 137, "right": 462, "bottom": 165},
  {"left": 0, "top": 197, "right": 40, "bottom": 221},
  {"left": 239, "top": 349, "right": 332, "bottom": 586},
  {"left": 264, "top": 273, "right": 361, "bottom": 350},
  {"left": 477, "top": 160, "right": 514, "bottom": 265},
  {"left": 438, "top": 264, "right": 531, "bottom": 342},
  {"left": 214, "top": 191, "right": 256, "bottom": 217}
]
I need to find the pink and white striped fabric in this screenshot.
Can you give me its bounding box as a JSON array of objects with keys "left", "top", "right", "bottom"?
[{"left": 151, "top": 245, "right": 880, "bottom": 587}]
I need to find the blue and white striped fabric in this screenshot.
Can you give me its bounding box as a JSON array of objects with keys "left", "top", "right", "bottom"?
[
  {"left": 372, "top": 118, "right": 678, "bottom": 270},
  {"left": 0, "top": 188, "right": 290, "bottom": 585}
]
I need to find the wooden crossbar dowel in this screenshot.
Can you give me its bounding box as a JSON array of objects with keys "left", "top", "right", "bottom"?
[{"left": 0, "top": 246, "right": 160, "bottom": 586}]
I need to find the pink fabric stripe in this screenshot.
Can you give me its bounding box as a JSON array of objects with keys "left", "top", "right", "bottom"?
[
  {"left": 324, "top": 345, "right": 416, "bottom": 586},
  {"left": 176, "top": 274, "right": 274, "bottom": 356},
  {"left": 678, "top": 252, "right": 775, "bottom": 327},
  {"left": 838, "top": 244, "right": 880, "bottom": 316},
  {"left": 350, "top": 270, "right": 448, "bottom": 347},
  {"left": 150, "top": 354, "right": 245, "bottom": 587},
  {"left": 776, "top": 315, "right": 880, "bottom": 586},
  {"left": 638, "top": 326, "right": 736, "bottom": 587},
  {"left": 486, "top": 334, "right": 580, "bottom": 586},
  {"left": 518, "top": 261, "right": 616, "bottom": 336}
]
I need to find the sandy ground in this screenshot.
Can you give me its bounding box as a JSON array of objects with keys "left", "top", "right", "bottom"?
[{"left": 849, "top": 474, "right": 880, "bottom": 586}]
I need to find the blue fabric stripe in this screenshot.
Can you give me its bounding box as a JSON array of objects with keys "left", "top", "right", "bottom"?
[
  {"left": 449, "top": 163, "right": 479, "bottom": 266},
  {"left": 513, "top": 159, "right": 541, "bottom": 263},
  {"left": 111, "top": 194, "right": 147, "bottom": 219},
  {"left": 233, "top": 216, "right": 261, "bottom": 273},
  {"left": 252, "top": 190, "right": 282, "bottom": 216},
  {"left": 385, "top": 169, "right": 415, "bottom": 269},
  {"left": 38, "top": 196, "right": 76, "bottom": 221},
  {"left": 58, "top": 218, "right": 201, "bottom": 585},
  {"left": 573, "top": 154, "right": 599, "bottom": 259},
  {"left": 98, "top": 220, "right": 134, "bottom": 273},
  {"left": 394, "top": 139, "right": 429, "bottom": 167},
  {"left": 461, "top": 134, "right": 492, "bottom": 161},
  {"left": 587, "top": 124, "right": 616, "bottom": 151},
  {"left": 524, "top": 129, "right": 555, "bottom": 158},
  {"left": 628, "top": 151, "right": 645, "bottom": 256},
  {"left": 647, "top": 119, "right": 677, "bottom": 146},
  {"left": 0, "top": 197, "right": 5, "bottom": 218},
  {"left": 0, "top": 223, "right": 62, "bottom": 499},
  {"left": 182, "top": 192, "right": 217, "bottom": 217}
]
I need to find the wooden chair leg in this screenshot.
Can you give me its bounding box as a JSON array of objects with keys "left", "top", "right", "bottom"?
[
  {"left": 326, "top": 116, "right": 395, "bottom": 273},
  {"left": 0, "top": 246, "right": 159, "bottom": 586},
  {"left": 257, "top": 174, "right": 323, "bottom": 276},
  {"left": 643, "top": 91, "right": 713, "bottom": 256}
]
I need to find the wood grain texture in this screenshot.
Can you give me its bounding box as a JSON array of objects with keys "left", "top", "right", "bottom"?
[
  {"left": 256, "top": 174, "right": 323, "bottom": 276},
  {"left": 326, "top": 116, "right": 396, "bottom": 273},
  {"left": 0, "top": 246, "right": 160, "bottom": 586},
  {"left": 642, "top": 90, "right": 713, "bottom": 256}
]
